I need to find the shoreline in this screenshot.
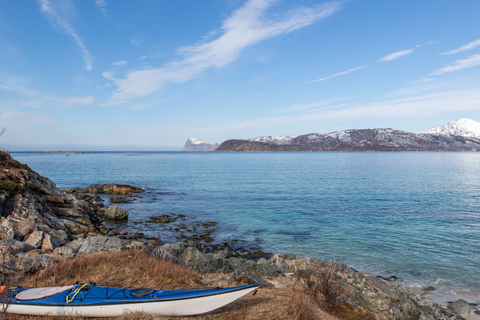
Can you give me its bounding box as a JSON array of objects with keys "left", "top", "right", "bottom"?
[{"left": 1, "top": 150, "right": 477, "bottom": 318}]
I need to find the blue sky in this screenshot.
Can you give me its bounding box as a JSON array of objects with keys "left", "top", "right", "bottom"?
[{"left": 1, "top": 0, "right": 480, "bottom": 151}]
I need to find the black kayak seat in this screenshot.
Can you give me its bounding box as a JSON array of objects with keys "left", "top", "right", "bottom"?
[{"left": 131, "top": 288, "right": 155, "bottom": 298}]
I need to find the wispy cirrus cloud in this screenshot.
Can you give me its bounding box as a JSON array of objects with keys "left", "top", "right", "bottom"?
[
  {"left": 441, "top": 39, "right": 480, "bottom": 55},
  {"left": 431, "top": 54, "right": 480, "bottom": 75},
  {"left": 95, "top": 0, "right": 108, "bottom": 19},
  {"left": 380, "top": 41, "right": 436, "bottom": 62},
  {"left": 38, "top": 0, "right": 93, "bottom": 70},
  {"left": 0, "top": 79, "right": 53, "bottom": 100},
  {"left": 142, "top": 88, "right": 480, "bottom": 139},
  {"left": 101, "top": 0, "right": 342, "bottom": 106},
  {"left": 380, "top": 49, "right": 415, "bottom": 62},
  {"left": 312, "top": 65, "right": 367, "bottom": 82},
  {"left": 64, "top": 96, "right": 95, "bottom": 106},
  {"left": 113, "top": 60, "right": 127, "bottom": 66}
]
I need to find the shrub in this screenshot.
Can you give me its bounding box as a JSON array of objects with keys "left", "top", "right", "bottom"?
[{"left": 0, "top": 179, "right": 24, "bottom": 197}]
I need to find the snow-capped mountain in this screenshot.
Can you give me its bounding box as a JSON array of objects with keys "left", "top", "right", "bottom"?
[
  {"left": 216, "top": 127, "right": 480, "bottom": 152},
  {"left": 425, "top": 118, "right": 480, "bottom": 138},
  {"left": 249, "top": 135, "right": 298, "bottom": 145},
  {"left": 181, "top": 138, "right": 219, "bottom": 151}
]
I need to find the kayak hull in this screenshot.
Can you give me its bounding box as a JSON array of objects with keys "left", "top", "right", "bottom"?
[{"left": 5, "top": 283, "right": 259, "bottom": 317}]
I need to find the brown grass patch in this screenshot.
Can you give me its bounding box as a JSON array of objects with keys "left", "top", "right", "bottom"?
[{"left": 20, "top": 250, "right": 202, "bottom": 290}]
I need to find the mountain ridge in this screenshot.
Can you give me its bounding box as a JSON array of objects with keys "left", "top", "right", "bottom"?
[{"left": 215, "top": 120, "right": 480, "bottom": 152}]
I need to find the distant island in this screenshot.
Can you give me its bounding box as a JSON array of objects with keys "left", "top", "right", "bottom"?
[
  {"left": 182, "top": 138, "right": 219, "bottom": 151},
  {"left": 183, "top": 118, "right": 480, "bottom": 152},
  {"left": 43, "top": 151, "right": 90, "bottom": 154}
]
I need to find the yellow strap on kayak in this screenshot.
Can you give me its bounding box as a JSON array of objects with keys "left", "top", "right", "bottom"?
[{"left": 66, "top": 283, "right": 89, "bottom": 304}]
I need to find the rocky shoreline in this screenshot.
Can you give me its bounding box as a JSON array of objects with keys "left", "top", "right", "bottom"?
[{"left": 0, "top": 150, "right": 475, "bottom": 319}]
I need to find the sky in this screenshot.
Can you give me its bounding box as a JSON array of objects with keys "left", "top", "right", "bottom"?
[{"left": 1, "top": 0, "right": 480, "bottom": 151}]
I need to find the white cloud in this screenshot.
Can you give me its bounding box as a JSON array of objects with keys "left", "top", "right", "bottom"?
[
  {"left": 101, "top": 0, "right": 342, "bottom": 106},
  {"left": 0, "top": 79, "right": 53, "bottom": 100},
  {"left": 380, "top": 41, "right": 436, "bottom": 62},
  {"left": 38, "top": 0, "right": 93, "bottom": 70},
  {"left": 130, "top": 37, "right": 142, "bottom": 47},
  {"left": 380, "top": 49, "right": 415, "bottom": 62},
  {"left": 95, "top": 0, "right": 108, "bottom": 18},
  {"left": 113, "top": 60, "right": 127, "bottom": 66},
  {"left": 409, "top": 77, "right": 434, "bottom": 84},
  {"left": 441, "top": 39, "right": 480, "bottom": 55},
  {"left": 312, "top": 65, "right": 367, "bottom": 82},
  {"left": 64, "top": 96, "right": 94, "bottom": 106},
  {"left": 205, "top": 88, "right": 480, "bottom": 133},
  {"left": 431, "top": 54, "right": 480, "bottom": 75}
]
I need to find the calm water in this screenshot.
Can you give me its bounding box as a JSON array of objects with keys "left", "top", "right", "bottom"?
[{"left": 11, "top": 152, "right": 480, "bottom": 292}]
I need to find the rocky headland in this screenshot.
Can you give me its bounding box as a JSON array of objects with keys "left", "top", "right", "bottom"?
[
  {"left": 182, "top": 138, "right": 219, "bottom": 151},
  {"left": 0, "top": 150, "right": 474, "bottom": 319}
]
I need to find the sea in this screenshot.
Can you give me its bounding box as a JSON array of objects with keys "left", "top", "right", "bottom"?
[{"left": 10, "top": 151, "right": 480, "bottom": 298}]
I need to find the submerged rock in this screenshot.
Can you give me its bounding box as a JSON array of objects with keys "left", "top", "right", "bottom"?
[{"left": 82, "top": 184, "right": 144, "bottom": 195}]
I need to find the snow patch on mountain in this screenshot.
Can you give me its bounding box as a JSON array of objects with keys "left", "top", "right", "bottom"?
[
  {"left": 425, "top": 118, "right": 480, "bottom": 138},
  {"left": 182, "top": 138, "right": 219, "bottom": 151},
  {"left": 249, "top": 135, "right": 298, "bottom": 145}
]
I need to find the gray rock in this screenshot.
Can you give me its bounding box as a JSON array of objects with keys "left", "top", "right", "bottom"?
[
  {"left": 181, "top": 246, "right": 205, "bottom": 264},
  {"left": 17, "top": 253, "right": 55, "bottom": 273},
  {"left": 104, "top": 206, "right": 129, "bottom": 220},
  {"left": 54, "top": 238, "right": 84, "bottom": 256},
  {"left": 0, "top": 239, "right": 35, "bottom": 254},
  {"left": 448, "top": 299, "right": 471, "bottom": 318},
  {"left": 79, "top": 236, "right": 124, "bottom": 253}
]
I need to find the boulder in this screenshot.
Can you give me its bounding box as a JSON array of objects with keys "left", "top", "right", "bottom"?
[
  {"left": 0, "top": 239, "right": 35, "bottom": 254},
  {"left": 41, "top": 233, "right": 59, "bottom": 252},
  {"left": 25, "top": 231, "right": 44, "bottom": 248},
  {"left": 14, "top": 218, "right": 36, "bottom": 239},
  {"left": 79, "top": 236, "right": 124, "bottom": 253},
  {"left": 448, "top": 299, "right": 471, "bottom": 318},
  {"left": 104, "top": 206, "right": 129, "bottom": 220},
  {"left": 54, "top": 238, "right": 84, "bottom": 257}
]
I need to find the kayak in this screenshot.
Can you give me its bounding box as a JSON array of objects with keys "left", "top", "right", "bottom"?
[{"left": 4, "top": 282, "right": 259, "bottom": 317}]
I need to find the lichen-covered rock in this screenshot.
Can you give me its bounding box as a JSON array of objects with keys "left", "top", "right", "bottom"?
[
  {"left": 82, "top": 184, "right": 144, "bottom": 195},
  {"left": 78, "top": 236, "right": 124, "bottom": 253}
]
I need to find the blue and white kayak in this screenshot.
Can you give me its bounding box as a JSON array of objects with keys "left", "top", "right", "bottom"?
[{"left": 5, "top": 282, "right": 259, "bottom": 317}]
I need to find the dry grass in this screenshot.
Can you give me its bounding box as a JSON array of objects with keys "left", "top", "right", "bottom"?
[
  {"left": 4, "top": 251, "right": 375, "bottom": 320},
  {"left": 20, "top": 250, "right": 202, "bottom": 290}
]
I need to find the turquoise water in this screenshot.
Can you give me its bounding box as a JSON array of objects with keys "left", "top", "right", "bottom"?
[{"left": 11, "top": 152, "right": 480, "bottom": 292}]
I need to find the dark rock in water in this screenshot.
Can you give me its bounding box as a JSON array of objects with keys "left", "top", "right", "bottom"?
[
  {"left": 82, "top": 184, "right": 144, "bottom": 195},
  {"left": 376, "top": 275, "right": 400, "bottom": 282},
  {"left": 422, "top": 286, "right": 436, "bottom": 292}
]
